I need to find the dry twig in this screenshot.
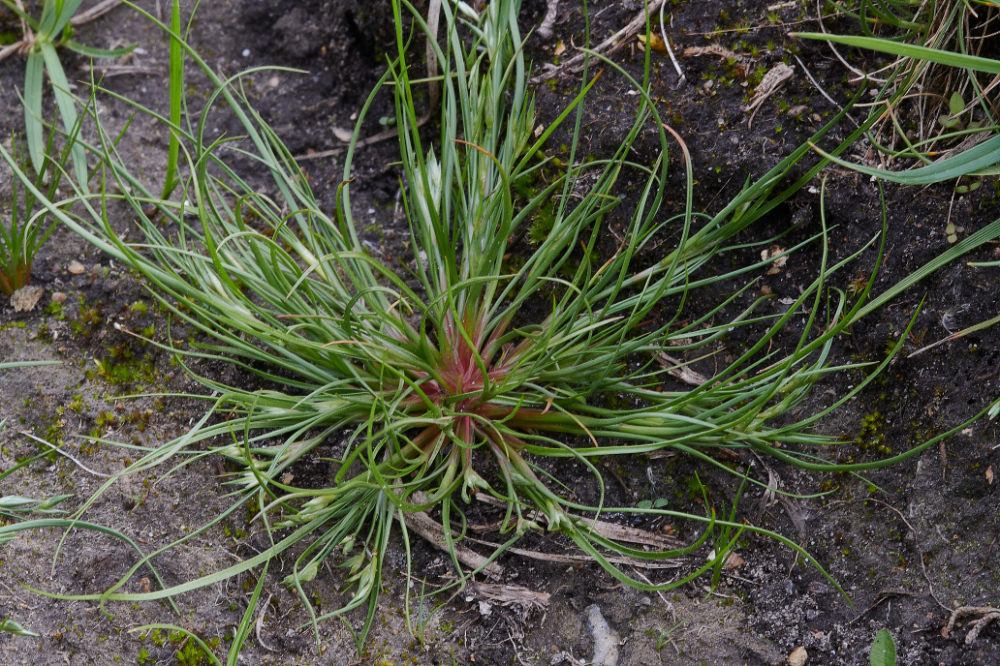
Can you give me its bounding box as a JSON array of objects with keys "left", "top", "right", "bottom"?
[
  {"left": 532, "top": 0, "right": 667, "bottom": 82},
  {"left": 469, "top": 582, "right": 551, "bottom": 610},
  {"left": 402, "top": 511, "right": 504, "bottom": 580},
  {"left": 537, "top": 0, "right": 560, "bottom": 40},
  {"left": 947, "top": 606, "right": 1000, "bottom": 644},
  {"left": 474, "top": 492, "right": 682, "bottom": 549},
  {"left": 71, "top": 0, "right": 123, "bottom": 26}
]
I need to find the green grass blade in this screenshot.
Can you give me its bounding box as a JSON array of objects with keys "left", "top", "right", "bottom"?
[
  {"left": 50, "top": 0, "right": 86, "bottom": 36},
  {"left": 851, "top": 217, "right": 1000, "bottom": 321},
  {"left": 0, "top": 361, "right": 60, "bottom": 369},
  {"left": 810, "top": 136, "right": 1000, "bottom": 183},
  {"left": 37, "top": 0, "right": 58, "bottom": 33},
  {"left": 162, "top": 0, "right": 182, "bottom": 198},
  {"left": 0, "top": 0, "right": 40, "bottom": 30},
  {"left": 226, "top": 563, "right": 268, "bottom": 665},
  {"left": 23, "top": 52, "right": 45, "bottom": 175},
  {"left": 62, "top": 41, "right": 136, "bottom": 58},
  {"left": 0, "top": 618, "right": 38, "bottom": 637},
  {"left": 39, "top": 43, "right": 88, "bottom": 190},
  {"left": 793, "top": 32, "right": 1000, "bottom": 74}
]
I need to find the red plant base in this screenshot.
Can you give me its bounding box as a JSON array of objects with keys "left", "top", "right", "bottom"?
[{"left": 0, "top": 262, "right": 32, "bottom": 297}]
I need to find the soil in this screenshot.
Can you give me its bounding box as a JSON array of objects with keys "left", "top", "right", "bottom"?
[{"left": 3, "top": 1, "right": 1000, "bottom": 665}]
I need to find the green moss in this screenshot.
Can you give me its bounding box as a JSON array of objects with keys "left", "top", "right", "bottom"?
[
  {"left": 70, "top": 303, "right": 103, "bottom": 337},
  {"left": 857, "top": 410, "right": 891, "bottom": 455},
  {"left": 44, "top": 300, "right": 65, "bottom": 318},
  {"left": 149, "top": 630, "right": 220, "bottom": 666},
  {"left": 94, "top": 351, "right": 157, "bottom": 390}
]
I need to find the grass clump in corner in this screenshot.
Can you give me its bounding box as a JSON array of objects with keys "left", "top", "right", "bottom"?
[
  {"left": 797, "top": 1, "right": 1000, "bottom": 175},
  {"left": 1, "top": 0, "right": 986, "bottom": 653},
  {"left": 0, "top": 134, "right": 64, "bottom": 297}
]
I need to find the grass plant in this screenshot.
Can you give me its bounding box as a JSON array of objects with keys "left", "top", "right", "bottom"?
[
  {"left": 0, "top": 0, "right": 987, "bottom": 653},
  {"left": 0, "top": 0, "right": 133, "bottom": 190},
  {"left": 795, "top": 7, "right": 1000, "bottom": 399},
  {"left": 796, "top": 1, "right": 1000, "bottom": 176},
  {"left": 0, "top": 133, "right": 67, "bottom": 296}
]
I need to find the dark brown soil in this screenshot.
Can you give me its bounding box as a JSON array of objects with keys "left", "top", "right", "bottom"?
[{"left": 4, "top": 1, "right": 1000, "bottom": 665}]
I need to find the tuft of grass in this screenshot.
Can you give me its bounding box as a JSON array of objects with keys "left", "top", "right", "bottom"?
[
  {"left": 0, "top": 0, "right": 134, "bottom": 189},
  {"left": 795, "top": 1, "right": 1000, "bottom": 176},
  {"left": 0, "top": 133, "right": 63, "bottom": 296},
  {"left": 1, "top": 0, "right": 987, "bottom": 654}
]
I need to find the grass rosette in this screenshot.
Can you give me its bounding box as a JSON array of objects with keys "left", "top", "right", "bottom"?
[
  {"left": 0, "top": 0, "right": 978, "bottom": 651},
  {"left": 0, "top": 132, "right": 67, "bottom": 296}
]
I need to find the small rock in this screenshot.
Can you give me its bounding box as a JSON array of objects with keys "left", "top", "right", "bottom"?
[
  {"left": 584, "top": 605, "right": 619, "bottom": 666},
  {"left": 788, "top": 646, "right": 808, "bottom": 666},
  {"left": 51, "top": 292, "right": 67, "bottom": 303},
  {"left": 10, "top": 285, "right": 44, "bottom": 312},
  {"left": 478, "top": 601, "right": 493, "bottom": 616},
  {"left": 68, "top": 260, "right": 85, "bottom": 274},
  {"left": 267, "top": 75, "right": 280, "bottom": 88},
  {"left": 333, "top": 126, "right": 353, "bottom": 143},
  {"left": 787, "top": 105, "right": 808, "bottom": 117}
]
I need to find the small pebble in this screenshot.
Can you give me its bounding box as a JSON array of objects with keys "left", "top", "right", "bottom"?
[
  {"left": 68, "top": 260, "right": 85, "bottom": 274},
  {"left": 51, "top": 292, "right": 67, "bottom": 303},
  {"left": 242, "top": 48, "right": 250, "bottom": 57},
  {"left": 788, "top": 646, "right": 808, "bottom": 666},
  {"left": 584, "top": 605, "right": 619, "bottom": 666}
]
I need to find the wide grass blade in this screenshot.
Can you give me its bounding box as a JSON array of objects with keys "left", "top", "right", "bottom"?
[
  {"left": 40, "top": 43, "right": 88, "bottom": 190},
  {"left": 793, "top": 33, "right": 1000, "bottom": 74},
  {"left": 23, "top": 52, "right": 45, "bottom": 175},
  {"left": 810, "top": 136, "right": 1000, "bottom": 183}
]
